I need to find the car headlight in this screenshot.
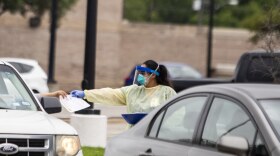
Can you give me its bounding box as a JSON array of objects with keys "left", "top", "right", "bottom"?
[{"left": 56, "top": 135, "right": 81, "bottom": 156}]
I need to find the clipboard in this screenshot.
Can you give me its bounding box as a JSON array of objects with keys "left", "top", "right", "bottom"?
[{"left": 59, "top": 95, "right": 90, "bottom": 113}]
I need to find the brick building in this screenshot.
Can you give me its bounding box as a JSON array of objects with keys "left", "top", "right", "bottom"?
[{"left": 0, "top": 0, "right": 259, "bottom": 91}]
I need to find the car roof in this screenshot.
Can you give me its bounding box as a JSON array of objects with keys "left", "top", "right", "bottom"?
[
  {"left": 181, "top": 83, "right": 280, "bottom": 100},
  {"left": 247, "top": 49, "right": 280, "bottom": 53},
  {"left": 0, "top": 58, "right": 38, "bottom": 66},
  {"left": 0, "top": 61, "right": 14, "bottom": 66}
]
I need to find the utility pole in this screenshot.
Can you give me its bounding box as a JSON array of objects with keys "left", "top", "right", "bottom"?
[{"left": 48, "top": 0, "right": 57, "bottom": 83}]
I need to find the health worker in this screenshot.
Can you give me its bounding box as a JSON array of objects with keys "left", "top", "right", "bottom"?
[{"left": 70, "top": 60, "right": 177, "bottom": 114}]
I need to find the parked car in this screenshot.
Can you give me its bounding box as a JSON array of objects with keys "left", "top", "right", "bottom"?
[
  {"left": 105, "top": 83, "right": 280, "bottom": 156},
  {"left": 124, "top": 62, "right": 202, "bottom": 90},
  {"left": 161, "top": 61, "right": 202, "bottom": 79},
  {"left": 167, "top": 51, "right": 280, "bottom": 92},
  {"left": 0, "top": 58, "right": 49, "bottom": 93},
  {"left": 0, "top": 61, "right": 82, "bottom": 155}
]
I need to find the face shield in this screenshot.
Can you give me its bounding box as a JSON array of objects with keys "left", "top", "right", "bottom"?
[{"left": 133, "top": 65, "right": 160, "bottom": 86}]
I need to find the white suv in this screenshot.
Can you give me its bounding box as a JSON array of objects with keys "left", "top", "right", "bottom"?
[
  {"left": 0, "top": 61, "right": 82, "bottom": 156},
  {"left": 0, "top": 58, "right": 49, "bottom": 93}
]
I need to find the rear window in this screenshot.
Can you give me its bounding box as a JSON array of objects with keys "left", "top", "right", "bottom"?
[
  {"left": 9, "top": 62, "right": 33, "bottom": 73},
  {"left": 247, "top": 56, "right": 280, "bottom": 83},
  {"left": 167, "top": 65, "right": 202, "bottom": 79}
]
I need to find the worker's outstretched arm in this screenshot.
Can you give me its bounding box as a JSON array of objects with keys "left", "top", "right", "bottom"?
[{"left": 71, "top": 87, "right": 127, "bottom": 106}]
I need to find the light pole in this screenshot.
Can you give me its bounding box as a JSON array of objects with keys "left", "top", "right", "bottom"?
[
  {"left": 82, "top": 0, "right": 98, "bottom": 90},
  {"left": 75, "top": 0, "right": 100, "bottom": 115},
  {"left": 48, "top": 0, "right": 58, "bottom": 83},
  {"left": 206, "top": 0, "right": 238, "bottom": 77},
  {"left": 206, "top": 0, "right": 214, "bottom": 77}
]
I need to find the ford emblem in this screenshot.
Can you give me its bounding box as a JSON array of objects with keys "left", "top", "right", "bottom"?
[{"left": 0, "top": 143, "right": 19, "bottom": 155}]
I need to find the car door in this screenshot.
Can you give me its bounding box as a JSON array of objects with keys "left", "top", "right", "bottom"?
[
  {"left": 189, "top": 95, "right": 270, "bottom": 156},
  {"left": 136, "top": 95, "right": 208, "bottom": 156}
]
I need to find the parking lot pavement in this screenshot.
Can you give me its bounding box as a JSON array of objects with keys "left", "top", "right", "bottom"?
[
  {"left": 84, "top": 104, "right": 128, "bottom": 140},
  {"left": 107, "top": 117, "right": 127, "bottom": 140},
  {"left": 52, "top": 104, "right": 128, "bottom": 140}
]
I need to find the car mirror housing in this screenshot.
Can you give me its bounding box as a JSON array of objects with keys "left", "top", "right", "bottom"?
[
  {"left": 40, "top": 97, "right": 62, "bottom": 114},
  {"left": 217, "top": 135, "right": 249, "bottom": 156}
]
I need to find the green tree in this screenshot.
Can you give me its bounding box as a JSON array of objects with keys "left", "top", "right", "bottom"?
[
  {"left": 153, "top": 0, "right": 194, "bottom": 23},
  {"left": 0, "top": 0, "right": 77, "bottom": 27},
  {"left": 123, "top": 0, "right": 150, "bottom": 22},
  {"left": 123, "top": 0, "right": 195, "bottom": 24},
  {"left": 123, "top": 0, "right": 280, "bottom": 29},
  {"left": 249, "top": 1, "right": 280, "bottom": 51}
]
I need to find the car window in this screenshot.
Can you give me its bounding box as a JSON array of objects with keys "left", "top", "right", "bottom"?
[
  {"left": 149, "top": 111, "right": 164, "bottom": 138},
  {"left": 9, "top": 62, "right": 33, "bottom": 73},
  {"left": 20, "top": 63, "right": 33, "bottom": 73},
  {"left": 201, "top": 97, "right": 257, "bottom": 148},
  {"left": 247, "top": 57, "right": 280, "bottom": 83},
  {"left": 0, "top": 65, "right": 38, "bottom": 111},
  {"left": 166, "top": 65, "right": 202, "bottom": 79},
  {"left": 148, "top": 96, "right": 207, "bottom": 143},
  {"left": 259, "top": 99, "right": 280, "bottom": 141},
  {"left": 252, "top": 133, "right": 269, "bottom": 156},
  {"left": 8, "top": 62, "right": 24, "bottom": 73}
]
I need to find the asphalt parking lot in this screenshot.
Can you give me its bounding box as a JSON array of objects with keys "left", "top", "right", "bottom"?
[
  {"left": 107, "top": 117, "right": 127, "bottom": 140},
  {"left": 52, "top": 104, "right": 128, "bottom": 141}
]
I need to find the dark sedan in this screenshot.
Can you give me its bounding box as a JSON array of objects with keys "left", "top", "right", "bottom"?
[{"left": 105, "top": 84, "right": 280, "bottom": 156}]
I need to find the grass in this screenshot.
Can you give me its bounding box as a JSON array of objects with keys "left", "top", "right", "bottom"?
[{"left": 82, "top": 146, "right": 105, "bottom": 156}]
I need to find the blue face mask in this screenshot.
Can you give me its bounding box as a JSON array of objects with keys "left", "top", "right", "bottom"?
[{"left": 137, "top": 74, "right": 146, "bottom": 85}]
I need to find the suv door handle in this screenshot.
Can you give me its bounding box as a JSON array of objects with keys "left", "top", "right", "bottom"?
[{"left": 139, "top": 148, "right": 155, "bottom": 156}]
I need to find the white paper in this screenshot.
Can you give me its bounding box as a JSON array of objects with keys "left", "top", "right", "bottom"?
[{"left": 59, "top": 95, "right": 90, "bottom": 112}]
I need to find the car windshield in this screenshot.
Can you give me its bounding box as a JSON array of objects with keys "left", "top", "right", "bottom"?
[
  {"left": 166, "top": 65, "right": 202, "bottom": 79},
  {"left": 0, "top": 65, "right": 38, "bottom": 111},
  {"left": 259, "top": 99, "right": 280, "bottom": 139}
]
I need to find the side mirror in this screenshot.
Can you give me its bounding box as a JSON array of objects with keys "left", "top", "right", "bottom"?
[
  {"left": 217, "top": 135, "right": 249, "bottom": 156},
  {"left": 40, "top": 97, "right": 62, "bottom": 114}
]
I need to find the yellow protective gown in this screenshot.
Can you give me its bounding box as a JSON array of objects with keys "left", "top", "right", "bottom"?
[{"left": 84, "top": 84, "right": 176, "bottom": 113}]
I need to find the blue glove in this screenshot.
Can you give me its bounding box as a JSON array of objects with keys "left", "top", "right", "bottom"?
[{"left": 70, "top": 90, "right": 85, "bottom": 98}]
